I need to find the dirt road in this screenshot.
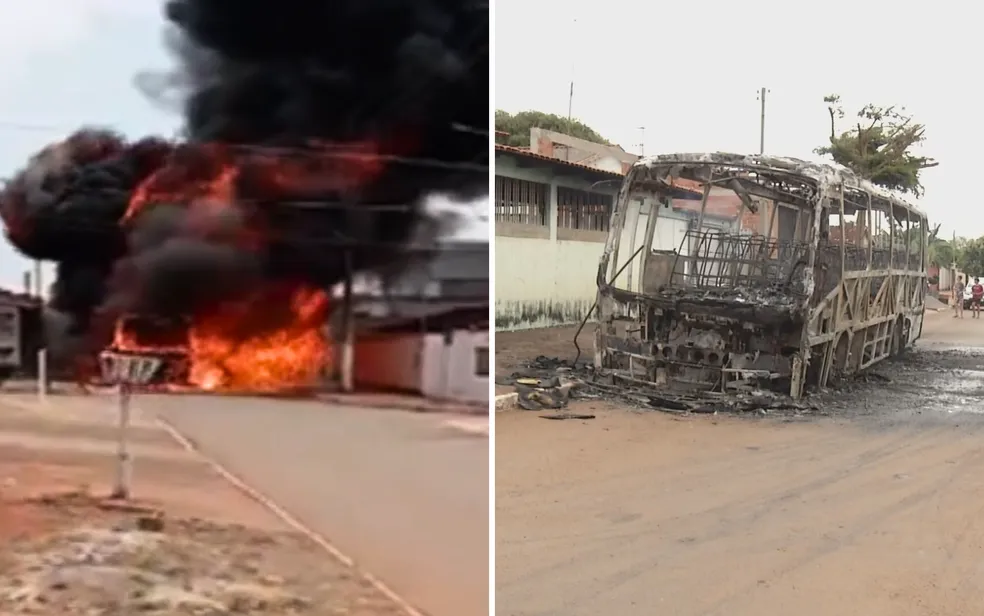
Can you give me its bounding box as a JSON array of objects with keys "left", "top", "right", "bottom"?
[{"left": 496, "top": 311, "right": 984, "bottom": 616}]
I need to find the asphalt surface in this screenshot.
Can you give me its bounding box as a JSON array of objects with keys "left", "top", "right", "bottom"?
[{"left": 135, "top": 394, "right": 489, "bottom": 616}]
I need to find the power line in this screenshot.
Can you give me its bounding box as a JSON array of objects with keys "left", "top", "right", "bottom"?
[{"left": 3, "top": 209, "right": 488, "bottom": 252}]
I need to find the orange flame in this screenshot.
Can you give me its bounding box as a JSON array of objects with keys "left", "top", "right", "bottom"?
[
  {"left": 107, "top": 141, "right": 385, "bottom": 393},
  {"left": 187, "top": 286, "right": 330, "bottom": 392},
  {"left": 111, "top": 285, "right": 331, "bottom": 392}
]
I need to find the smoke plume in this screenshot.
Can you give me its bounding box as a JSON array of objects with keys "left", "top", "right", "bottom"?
[{"left": 0, "top": 0, "right": 488, "bottom": 360}]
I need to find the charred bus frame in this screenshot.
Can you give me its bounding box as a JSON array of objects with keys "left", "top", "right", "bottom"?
[{"left": 595, "top": 153, "right": 927, "bottom": 399}]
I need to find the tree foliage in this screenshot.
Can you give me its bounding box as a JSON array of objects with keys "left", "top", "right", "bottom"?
[
  {"left": 814, "top": 95, "right": 938, "bottom": 197},
  {"left": 958, "top": 238, "right": 984, "bottom": 277},
  {"left": 928, "top": 236, "right": 958, "bottom": 268},
  {"left": 494, "top": 109, "right": 609, "bottom": 147}
]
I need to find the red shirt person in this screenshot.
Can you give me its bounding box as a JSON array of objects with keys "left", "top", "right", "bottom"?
[{"left": 972, "top": 277, "right": 984, "bottom": 318}]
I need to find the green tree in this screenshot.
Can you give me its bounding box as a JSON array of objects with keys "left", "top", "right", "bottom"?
[
  {"left": 494, "top": 109, "right": 609, "bottom": 147},
  {"left": 928, "top": 235, "right": 958, "bottom": 268},
  {"left": 958, "top": 237, "right": 984, "bottom": 276},
  {"left": 814, "top": 95, "right": 938, "bottom": 197}
]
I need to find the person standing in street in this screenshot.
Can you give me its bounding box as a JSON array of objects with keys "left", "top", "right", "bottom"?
[
  {"left": 955, "top": 275, "right": 966, "bottom": 318},
  {"left": 971, "top": 277, "right": 983, "bottom": 318}
]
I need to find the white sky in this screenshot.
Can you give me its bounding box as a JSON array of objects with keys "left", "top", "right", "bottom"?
[
  {"left": 494, "top": 0, "right": 974, "bottom": 238},
  {"left": 0, "top": 0, "right": 488, "bottom": 293}
]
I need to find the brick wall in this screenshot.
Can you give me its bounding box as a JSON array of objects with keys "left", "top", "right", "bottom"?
[
  {"left": 671, "top": 190, "right": 743, "bottom": 221},
  {"left": 827, "top": 223, "right": 864, "bottom": 245}
]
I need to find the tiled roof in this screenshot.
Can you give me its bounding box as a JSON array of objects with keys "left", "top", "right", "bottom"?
[
  {"left": 495, "top": 143, "right": 624, "bottom": 177},
  {"left": 495, "top": 144, "right": 706, "bottom": 197},
  {"left": 0, "top": 289, "right": 41, "bottom": 308}
]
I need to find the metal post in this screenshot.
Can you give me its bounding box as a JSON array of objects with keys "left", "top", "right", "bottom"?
[
  {"left": 340, "top": 250, "right": 355, "bottom": 393},
  {"left": 623, "top": 199, "right": 642, "bottom": 292},
  {"left": 111, "top": 383, "right": 132, "bottom": 499},
  {"left": 33, "top": 260, "right": 41, "bottom": 297},
  {"left": 37, "top": 349, "right": 47, "bottom": 404}
]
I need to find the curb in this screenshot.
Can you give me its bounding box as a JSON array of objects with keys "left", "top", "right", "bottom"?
[
  {"left": 494, "top": 393, "right": 518, "bottom": 412},
  {"left": 316, "top": 393, "right": 488, "bottom": 416},
  {"left": 153, "top": 416, "right": 426, "bottom": 616},
  {"left": 443, "top": 418, "right": 489, "bottom": 437}
]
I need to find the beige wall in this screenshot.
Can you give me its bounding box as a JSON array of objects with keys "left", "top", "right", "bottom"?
[
  {"left": 354, "top": 330, "right": 488, "bottom": 405},
  {"left": 494, "top": 156, "right": 617, "bottom": 330}
]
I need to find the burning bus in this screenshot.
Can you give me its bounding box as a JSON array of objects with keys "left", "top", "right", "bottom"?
[
  {"left": 594, "top": 153, "right": 927, "bottom": 399},
  {"left": 0, "top": 0, "right": 488, "bottom": 394}
]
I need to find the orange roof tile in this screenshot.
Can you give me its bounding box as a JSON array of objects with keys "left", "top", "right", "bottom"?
[
  {"left": 495, "top": 144, "right": 705, "bottom": 197},
  {"left": 495, "top": 143, "right": 624, "bottom": 177}
]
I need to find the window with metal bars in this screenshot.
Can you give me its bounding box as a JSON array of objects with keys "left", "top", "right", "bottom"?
[
  {"left": 556, "top": 187, "right": 613, "bottom": 231},
  {"left": 494, "top": 175, "right": 548, "bottom": 225}
]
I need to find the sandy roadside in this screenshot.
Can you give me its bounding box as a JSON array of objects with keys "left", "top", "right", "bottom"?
[{"left": 0, "top": 398, "right": 409, "bottom": 615}]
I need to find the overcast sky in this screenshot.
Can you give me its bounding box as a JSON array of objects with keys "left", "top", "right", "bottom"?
[
  {"left": 0, "top": 0, "right": 487, "bottom": 294},
  {"left": 495, "top": 0, "right": 972, "bottom": 239},
  {"left": 0, "top": 1, "right": 176, "bottom": 292}
]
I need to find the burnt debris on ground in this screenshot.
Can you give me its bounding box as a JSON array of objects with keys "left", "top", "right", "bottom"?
[
  {"left": 496, "top": 355, "right": 816, "bottom": 417},
  {"left": 812, "top": 347, "right": 984, "bottom": 420},
  {"left": 497, "top": 347, "right": 984, "bottom": 420}
]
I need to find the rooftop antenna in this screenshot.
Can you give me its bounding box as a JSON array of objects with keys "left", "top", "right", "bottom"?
[
  {"left": 636, "top": 126, "right": 646, "bottom": 157},
  {"left": 565, "top": 17, "right": 577, "bottom": 161}
]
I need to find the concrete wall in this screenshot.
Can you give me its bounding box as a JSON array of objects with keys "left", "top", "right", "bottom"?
[
  {"left": 528, "top": 127, "right": 638, "bottom": 175},
  {"left": 354, "top": 333, "right": 422, "bottom": 391},
  {"left": 939, "top": 266, "right": 965, "bottom": 294},
  {"left": 494, "top": 155, "right": 617, "bottom": 330},
  {"left": 354, "top": 329, "right": 488, "bottom": 405},
  {"left": 422, "top": 330, "right": 488, "bottom": 404}
]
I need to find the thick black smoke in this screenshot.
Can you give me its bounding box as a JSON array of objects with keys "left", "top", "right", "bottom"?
[{"left": 0, "top": 0, "right": 488, "bottom": 358}]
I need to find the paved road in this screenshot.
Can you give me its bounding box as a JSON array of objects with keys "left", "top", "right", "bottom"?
[{"left": 137, "top": 395, "right": 488, "bottom": 616}]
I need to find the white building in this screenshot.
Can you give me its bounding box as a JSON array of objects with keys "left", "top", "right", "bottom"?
[
  {"left": 336, "top": 241, "right": 489, "bottom": 405},
  {"left": 527, "top": 127, "right": 640, "bottom": 175}
]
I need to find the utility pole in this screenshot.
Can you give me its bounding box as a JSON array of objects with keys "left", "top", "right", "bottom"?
[
  {"left": 339, "top": 250, "right": 355, "bottom": 392},
  {"left": 566, "top": 79, "right": 574, "bottom": 163},
  {"left": 33, "top": 260, "right": 48, "bottom": 400},
  {"left": 953, "top": 230, "right": 958, "bottom": 269},
  {"left": 757, "top": 87, "right": 769, "bottom": 154}
]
